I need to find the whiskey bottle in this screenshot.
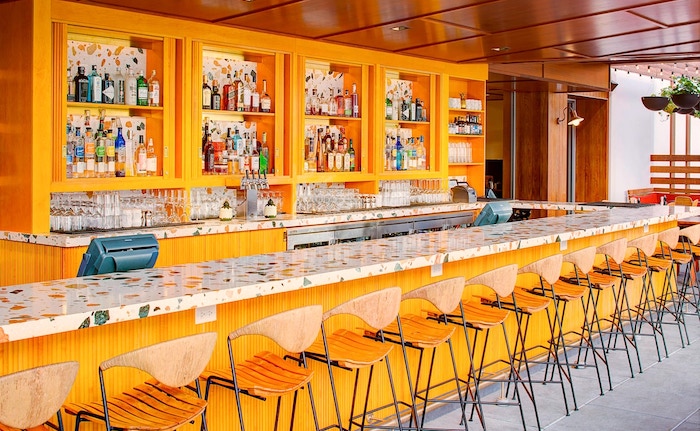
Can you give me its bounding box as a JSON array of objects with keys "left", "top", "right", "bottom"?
[
  {"left": 135, "top": 135, "right": 147, "bottom": 177},
  {"left": 316, "top": 127, "right": 325, "bottom": 172},
  {"left": 242, "top": 73, "right": 251, "bottom": 112},
  {"left": 74, "top": 66, "right": 89, "bottom": 103},
  {"left": 147, "top": 70, "right": 160, "bottom": 107},
  {"left": 344, "top": 89, "right": 352, "bottom": 117},
  {"left": 146, "top": 138, "right": 157, "bottom": 176},
  {"left": 335, "top": 89, "right": 344, "bottom": 117},
  {"left": 202, "top": 75, "right": 212, "bottom": 110},
  {"left": 222, "top": 73, "right": 233, "bottom": 111},
  {"left": 125, "top": 66, "right": 137, "bottom": 106},
  {"left": 136, "top": 70, "right": 148, "bottom": 106},
  {"left": 233, "top": 72, "right": 244, "bottom": 112},
  {"left": 260, "top": 79, "right": 272, "bottom": 113},
  {"left": 211, "top": 80, "right": 221, "bottom": 110},
  {"left": 310, "top": 89, "right": 319, "bottom": 115}
]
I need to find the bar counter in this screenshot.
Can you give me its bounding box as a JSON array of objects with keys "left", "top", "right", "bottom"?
[
  {"left": 1, "top": 200, "right": 599, "bottom": 247},
  {"left": 1, "top": 203, "right": 695, "bottom": 343}
]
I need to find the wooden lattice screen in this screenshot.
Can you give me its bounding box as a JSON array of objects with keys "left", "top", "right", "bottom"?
[{"left": 649, "top": 155, "right": 700, "bottom": 194}]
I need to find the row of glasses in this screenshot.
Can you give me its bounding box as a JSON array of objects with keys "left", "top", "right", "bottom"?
[
  {"left": 296, "top": 183, "right": 362, "bottom": 214},
  {"left": 380, "top": 180, "right": 411, "bottom": 207},
  {"left": 410, "top": 179, "right": 452, "bottom": 204}
]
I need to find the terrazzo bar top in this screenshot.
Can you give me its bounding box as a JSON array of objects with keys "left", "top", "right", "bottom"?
[
  {"left": 1, "top": 204, "right": 698, "bottom": 343},
  {"left": 0, "top": 200, "right": 599, "bottom": 248}
]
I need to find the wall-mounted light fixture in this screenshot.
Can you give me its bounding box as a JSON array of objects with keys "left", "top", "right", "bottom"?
[{"left": 556, "top": 106, "right": 584, "bottom": 126}]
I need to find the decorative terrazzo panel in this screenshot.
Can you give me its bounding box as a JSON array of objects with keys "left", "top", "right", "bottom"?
[
  {"left": 68, "top": 40, "right": 147, "bottom": 87},
  {"left": 1, "top": 205, "right": 698, "bottom": 342}
]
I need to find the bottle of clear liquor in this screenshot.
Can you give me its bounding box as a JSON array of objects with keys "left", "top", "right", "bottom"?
[
  {"left": 65, "top": 120, "right": 74, "bottom": 178},
  {"left": 351, "top": 83, "right": 359, "bottom": 117},
  {"left": 251, "top": 73, "right": 260, "bottom": 112},
  {"left": 102, "top": 73, "right": 115, "bottom": 104},
  {"left": 84, "top": 127, "right": 96, "bottom": 178},
  {"left": 243, "top": 73, "right": 252, "bottom": 112},
  {"left": 95, "top": 116, "right": 106, "bottom": 177},
  {"left": 89, "top": 65, "right": 102, "bottom": 103},
  {"left": 114, "top": 67, "right": 125, "bottom": 105},
  {"left": 115, "top": 122, "right": 126, "bottom": 177},
  {"left": 105, "top": 127, "right": 115, "bottom": 177},
  {"left": 74, "top": 128, "right": 85, "bottom": 178},
  {"left": 126, "top": 66, "right": 137, "bottom": 106}
]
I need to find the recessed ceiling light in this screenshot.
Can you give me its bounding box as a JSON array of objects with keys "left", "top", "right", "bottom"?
[
  {"left": 391, "top": 26, "right": 409, "bottom": 31},
  {"left": 491, "top": 46, "right": 510, "bottom": 52}
]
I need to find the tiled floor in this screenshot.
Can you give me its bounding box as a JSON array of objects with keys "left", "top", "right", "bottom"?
[{"left": 418, "top": 303, "right": 700, "bottom": 431}]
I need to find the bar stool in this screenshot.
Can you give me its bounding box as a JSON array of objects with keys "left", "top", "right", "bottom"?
[
  {"left": 201, "top": 305, "right": 323, "bottom": 431},
  {"left": 374, "top": 277, "right": 474, "bottom": 431},
  {"left": 547, "top": 246, "right": 611, "bottom": 395},
  {"left": 621, "top": 233, "right": 670, "bottom": 361},
  {"left": 675, "top": 224, "right": 700, "bottom": 321},
  {"left": 437, "top": 264, "right": 529, "bottom": 430},
  {"left": 650, "top": 227, "right": 692, "bottom": 347},
  {"left": 482, "top": 254, "right": 574, "bottom": 421},
  {"left": 0, "top": 361, "right": 79, "bottom": 431},
  {"left": 65, "top": 332, "right": 217, "bottom": 431},
  {"left": 593, "top": 238, "right": 644, "bottom": 378},
  {"left": 304, "top": 287, "right": 406, "bottom": 431}
]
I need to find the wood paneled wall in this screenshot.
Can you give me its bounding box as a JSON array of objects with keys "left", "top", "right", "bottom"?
[{"left": 574, "top": 97, "right": 609, "bottom": 202}]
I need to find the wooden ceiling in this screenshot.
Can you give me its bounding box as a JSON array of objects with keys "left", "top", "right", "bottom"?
[{"left": 67, "top": 0, "right": 699, "bottom": 66}]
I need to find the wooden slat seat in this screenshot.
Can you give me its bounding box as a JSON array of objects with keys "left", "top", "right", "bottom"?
[
  {"left": 66, "top": 333, "right": 217, "bottom": 431},
  {"left": 482, "top": 287, "right": 551, "bottom": 314},
  {"left": 202, "top": 305, "right": 323, "bottom": 431},
  {"left": 0, "top": 362, "right": 79, "bottom": 431},
  {"left": 600, "top": 261, "right": 648, "bottom": 279},
  {"left": 461, "top": 298, "right": 510, "bottom": 329},
  {"left": 200, "top": 351, "right": 313, "bottom": 397},
  {"left": 380, "top": 314, "right": 455, "bottom": 349},
  {"left": 306, "top": 328, "right": 393, "bottom": 368},
  {"left": 551, "top": 279, "right": 587, "bottom": 301}
]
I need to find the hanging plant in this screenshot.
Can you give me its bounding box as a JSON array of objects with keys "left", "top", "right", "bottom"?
[{"left": 668, "top": 75, "right": 700, "bottom": 109}]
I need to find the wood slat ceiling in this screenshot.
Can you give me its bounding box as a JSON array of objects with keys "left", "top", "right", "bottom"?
[{"left": 70, "top": 0, "right": 700, "bottom": 66}]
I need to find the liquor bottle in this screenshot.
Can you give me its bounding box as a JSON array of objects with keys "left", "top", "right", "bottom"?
[
  {"left": 335, "top": 89, "right": 344, "bottom": 117},
  {"left": 115, "top": 123, "right": 126, "bottom": 177},
  {"left": 74, "top": 128, "right": 85, "bottom": 178},
  {"left": 105, "top": 128, "right": 115, "bottom": 177},
  {"left": 234, "top": 72, "right": 245, "bottom": 112},
  {"left": 225, "top": 128, "right": 234, "bottom": 174},
  {"left": 89, "top": 66, "right": 102, "bottom": 104},
  {"left": 84, "top": 127, "right": 96, "bottom": 178},
  {"left": 385, "top": 94, "right": 394, "bottom": 120},
  {"left": 395, "top": 135, "right": 403, "bottom": 171},
  {"left": 95, "top": 118, "right": 106, "bottom": 177},
  {"left": 415, "top": 98, "right": 423, "bottom": 122},
  {"left": 410, "top": 97, "right": 416, "bottom": 121},
  {"left": 304, "top": 88, "right": 311, "bottom": 115},
  {"left": 417, "top": 135, "right": 426, "bottom": 170},
  {"left": 232, "top": 127, "right": 243, "bottom": 168},
  {"left": 202, "top": 75, "right": 212, "bottom": 110},
  {"left": 316, "top": 127, "right": 325, "bottom": 172},
  {"left": 114, "top": 67, "right": 125, "bottom": 105},
  {"left": 401, "top": 98, "right": 410, "bottom": 121},
  {"left": 66, "top": 68, "right": 75, "bottom": 102},
  {"left": 135, "top": 135, "right": 147, "bottom": 177},
  {"left": 328, "top": 91, "right": 337, "bottom": 116},
  {"left": 334, "top": 133, "right": 344, "bottom": 172},
  {"left": 392, "top": 92, "right": 400, "bottom": 120},
  {"left": 344, "top": 89, "right": 352, "bottom": 117},
  {"left": 326, "top": 135, "right": 335, "bottom": 172},
  {"left": 147, "top": 70, "right": 160, "bottom": 107},
  {"left": 241, "top": 133, "right": 251, "bottom": 174},
  {"left": 250, "top": 132, "right": 260, "bottom": 173},
  {"left": 251, "top": 74, "right": 260, "bottom": 112},
  {"left": 136, "top": 70, "right": 148, "bottom": 106},
  {"left": 347, "top": 139, "right": 356, "bottom": 172},
  {"left": 260, "top": 79, "right": 272, "bottom": 113},
  {"left": 201, "top": 119, "right": 209, "bottom": 173},
  {"left": 146, "top": 138, "right": 157, "bottom": 176},
  {"left": 211, "top": 80, "right": 221, "bottom": 110},
  {"left": 222, "top": 73, "right": 233, "bottom": 111},
  {"left": 74, "top": 66, "right": 89, "bottom": 103},
  {"left": 65, "top": 120, "right": 74, "bottom": 178},
  {"left": 242, "top": 73, "right": 252, "bottom": 112},
  {"left": 125, "top": 66, "right": 137, "bottom": 106},
  {"left": 306, "top": 133, "right": 317, "bottom": 172},
  {"left": 259, "top": 132, "right": 269, "bottom": 174},
  {"left": 387, "top": 134, "right": 395, "bottom": 171},
  {"left": 102, "top": 73, "right": 115, "bottom": 104},
  {"left": 203, "top": 132, "right": 215, "bottom": 174},
  {"left": 351, "top": 83, "right": 359, "bottom": 117},
  {"left": 310, "top": 89, "right": 319, "bottom": 115},
  {"left": 319, "top": 92, "right": 329, "bottom": 116}
]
